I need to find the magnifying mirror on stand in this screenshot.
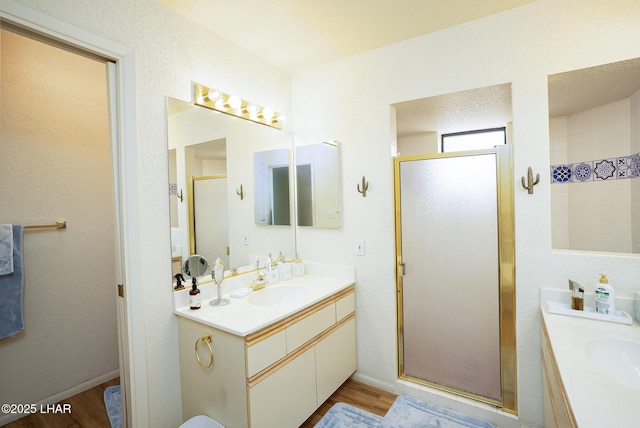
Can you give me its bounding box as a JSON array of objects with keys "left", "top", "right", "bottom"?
[
  {"left": 210, "top": 258, "right": 230, "bottom": 306},
  {"left": 183, "top": 254, "right": 209, "bottom": 283}
]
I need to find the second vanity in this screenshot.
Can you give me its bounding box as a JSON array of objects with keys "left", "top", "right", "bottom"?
[
  {"left": 174, "top": 265, "right": 356, "bottom": 428},
  {"left": 541, "top": 288, "right": 640, "bottom": 427}
]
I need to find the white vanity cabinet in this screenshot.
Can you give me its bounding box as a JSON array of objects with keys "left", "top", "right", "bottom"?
[
  {"left": 541, "top": 321, "right": 577, "bottom": 428},
  {"left": 177, "top": 286, "right": 356, "bottom": 428}
]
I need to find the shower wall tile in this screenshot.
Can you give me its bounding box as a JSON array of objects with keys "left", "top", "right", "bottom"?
[{"left": 550, "top": 153, "right": 640, "bottom": 183}]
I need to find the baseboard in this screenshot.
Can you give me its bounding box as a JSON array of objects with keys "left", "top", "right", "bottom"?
[
  {"left": 350, "top": 372, "right": 397, "bottom": 394},
  {"left": 0, "top": 369, "right": 120, "bottom": 426}
]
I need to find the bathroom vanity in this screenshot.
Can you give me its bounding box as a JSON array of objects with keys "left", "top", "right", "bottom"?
[
  {"left": 175, "top": 271, "right": 356, "bottom": 428},
  {"left": 540, "top": 290, "right": 640, "bottom": 428}
]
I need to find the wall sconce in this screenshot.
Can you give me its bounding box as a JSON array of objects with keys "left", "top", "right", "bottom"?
[{"left": 193, "top": 83, "right": 284, "bottom": 130}]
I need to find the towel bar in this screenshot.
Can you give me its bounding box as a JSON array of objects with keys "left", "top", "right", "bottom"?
[{"left": 24, "top": 221, "right": 67, "bottom": 230}]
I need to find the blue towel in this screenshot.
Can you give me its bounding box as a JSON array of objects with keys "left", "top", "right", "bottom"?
[
  {"left": 0, "top": 224, "right": 13, "bottom": 275},
  {"left": 0, "top": 225, "right": 24, "bottom": 339}
]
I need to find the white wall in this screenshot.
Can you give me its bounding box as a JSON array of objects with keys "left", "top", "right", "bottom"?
[
  {"left": 0, "top": 27, "right": 118, "bottom": 422},
  {"left": 292, "top": 1, "right": 640, "bottom": 426},
  {"left": 4, "top": 0, "right": 291, "bottom": 426}
]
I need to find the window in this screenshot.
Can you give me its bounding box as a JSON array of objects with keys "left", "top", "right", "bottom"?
[{"left": 441, "top": 127, "right": 506, "bottom": 153}]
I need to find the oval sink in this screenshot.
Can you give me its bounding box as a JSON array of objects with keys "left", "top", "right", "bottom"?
[
  {"left": 247, "top": 286, "right": 309, "bottom": 306},
  {"left": 586, "top": 338, "right": 640, "bottom": 392}
]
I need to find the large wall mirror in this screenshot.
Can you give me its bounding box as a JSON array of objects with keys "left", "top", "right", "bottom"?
[
  {"left": 167, "top": 97, "right": 295, "bottom": 282},
  {"left": 549, "top": 58, "right": 640, "bottom": 254}
]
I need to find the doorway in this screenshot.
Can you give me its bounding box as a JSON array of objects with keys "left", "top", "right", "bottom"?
[
  {"left": 394, "top": 145, "right": 516, "bottom": 413},
  {"left": 0, "top": 19, "right": 132, "bottom": 427}
]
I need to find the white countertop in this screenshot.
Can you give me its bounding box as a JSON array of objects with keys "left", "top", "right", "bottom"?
[
  {"left": 541, "top": 289, "right": 640, "bottom": 427},
  {"left": 174, "top": 264, "right": 354, "bottom": 337}
]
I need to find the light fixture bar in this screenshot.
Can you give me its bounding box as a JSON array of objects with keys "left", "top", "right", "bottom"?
[{"left": 193, "top": 83, "right": 284, "bottom": 130}]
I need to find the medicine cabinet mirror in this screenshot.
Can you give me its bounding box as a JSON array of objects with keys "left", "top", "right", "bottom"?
[
  {"left": 167, "top": 97, "right": 296, "bottom": 284},
  {"left": 295, "top": 142, "right": 341, "bottom": 228},
  {"left": 253, "top": 148, "right": 292, "bottom": 226},
  {"left": 548, "top": 57, "right": 640, "bottom": 254}
]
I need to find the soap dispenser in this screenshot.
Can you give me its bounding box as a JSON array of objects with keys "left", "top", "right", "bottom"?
[
  {"left": 266, "top": 254, "right": 279, "bottom": 285},
  {"left": 278, "top": 252, "right": 292, "bottom": 281},
  {"left": 595, "top": 273, "right": 615, "bottom": 315},
  {"left": 291, "top": 254, "right": 305, "bottom": 277}
]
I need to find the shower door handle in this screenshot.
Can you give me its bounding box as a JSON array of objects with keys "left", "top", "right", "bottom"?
[{"left": 398, "top": 263, "right": 406, "bottom": 277}]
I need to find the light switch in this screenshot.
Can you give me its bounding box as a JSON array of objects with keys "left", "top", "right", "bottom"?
[
  {"left": 355, "top": 239, "right": 365, "bottom": 256},
  {"left": 243, "top": 232, "right": 249, "bottom": 245}
]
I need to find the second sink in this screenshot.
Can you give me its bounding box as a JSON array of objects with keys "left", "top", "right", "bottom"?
[
  {"left": 586, "top": 338, "right": 640, "bottom": 392},
  {"left": 247, "top": 286, "right": 309, "bottom": 306}
]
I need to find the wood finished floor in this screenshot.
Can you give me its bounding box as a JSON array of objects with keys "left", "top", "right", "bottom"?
[
  {"left": 300, "top": 379, "right": 398, "bottom": 427},
  {"left": 3, "top": 377, "right": 396, "bottom": 427},
  {"left": 3, "top": 378, "right": 119, "bottom": 428}
]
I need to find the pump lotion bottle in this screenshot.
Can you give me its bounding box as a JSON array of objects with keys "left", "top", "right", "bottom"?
[{"left": 594, "top": 274, "right": 615, "bottom": 315}]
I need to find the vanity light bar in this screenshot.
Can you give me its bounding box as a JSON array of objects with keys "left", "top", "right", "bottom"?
[{"left": 193, "top": 83, "right": 284, "bottom": 130}]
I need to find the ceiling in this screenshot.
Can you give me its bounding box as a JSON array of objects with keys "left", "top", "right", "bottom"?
[
  {"left": 158, "top": 0, "right": 537, "bottom": 74},
  {"left": 159, "top": 1, "right": 640, "bottom": 136},
  {"left": 548, "top": 57, "right": 640, "bottom": 117}
]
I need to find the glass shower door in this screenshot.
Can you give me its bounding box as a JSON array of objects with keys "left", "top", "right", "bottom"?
[{"left": 394, "top": 146, "right": 516, "bottom": 409}]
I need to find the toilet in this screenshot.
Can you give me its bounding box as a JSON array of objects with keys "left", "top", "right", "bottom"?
[{"left": 179, "top": 415, "right": 224, "bottom": 428}]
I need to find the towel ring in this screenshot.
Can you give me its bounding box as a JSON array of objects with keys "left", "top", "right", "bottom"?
[{"left": 195, "top": 333, "right": 214, "bottom": 369}]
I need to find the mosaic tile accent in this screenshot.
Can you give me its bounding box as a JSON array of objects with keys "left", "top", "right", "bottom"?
[
  {"left": 594, "top": 158, "right": 615, "bottom": 180},
  {"left": 551, "top": 153, "right": 640, "bottom": 183}
]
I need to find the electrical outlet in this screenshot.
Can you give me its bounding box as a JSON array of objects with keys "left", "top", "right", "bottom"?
[{"left": 355, "top": 239, "right": 365, "bottom": 256}]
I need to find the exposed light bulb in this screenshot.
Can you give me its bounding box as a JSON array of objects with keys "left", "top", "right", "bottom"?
[
  {"left": 261, "top": 107, "right": 274, "bottom": 121},
  {"left": 214, "top": 99, "right": 226, "bottom": 111},
  {"left": 228, "top": 94, "right": 242, "bottom": 109},
  {"left": 206, "top": 89, "right": 221, "bottom": 101}
]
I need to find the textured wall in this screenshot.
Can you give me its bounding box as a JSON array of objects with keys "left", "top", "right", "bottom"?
[
  {"left": 0, "top": 28, "right": 118, "bottom": 418},
  {"left": 292, "top": 1, "right": 640, "bottom": 426}
]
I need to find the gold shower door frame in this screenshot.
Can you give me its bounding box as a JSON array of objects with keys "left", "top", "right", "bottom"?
[{"left": 394, "top": 145, "right": 517, "bottom": 414}]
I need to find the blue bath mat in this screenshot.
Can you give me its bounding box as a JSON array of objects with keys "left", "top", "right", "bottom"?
[
  {"left": 381, "top": 395, "right": 494, "bottom": 428},
  {"left": 315, "top": 396, "right": 494, "bottom": 428},
  {"left": 103, "top": 385, "right": 122, "bottom": 428},
  {"left": 314, "top": 402, "right": 384, "bottom": 427}
]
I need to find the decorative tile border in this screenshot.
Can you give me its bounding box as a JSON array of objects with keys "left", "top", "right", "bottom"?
[{"left": 551, "top": 152, "right": 640, "bottom": 183}]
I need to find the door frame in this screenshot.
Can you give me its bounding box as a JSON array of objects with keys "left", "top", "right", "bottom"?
[
  {"left": 393, "top": 145, "right": 517, "bottom": 414},
  {"left": 1, "top": 1, "right": 146, "bottom": 426}
]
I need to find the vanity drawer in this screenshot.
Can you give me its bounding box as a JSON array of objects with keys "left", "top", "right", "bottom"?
[
  {"left": 286, "top": 303, "right": 335, "bottom": 353},
  {"left": 336, "top": 291, "right": 355, "bottom": 321},
  {"left": 246, "top": 329, "right": 286, "bottom": 378}
]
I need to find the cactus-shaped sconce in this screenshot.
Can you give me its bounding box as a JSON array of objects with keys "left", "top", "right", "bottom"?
[
  {"left": 236, "top": 184, "right": 244, "bottom": 200},
  {"left": 357, "top": 176, "right": 369, "bottom": 197},
  {"left": 521, "top": 167, "right": 540, "bottom": 194}
]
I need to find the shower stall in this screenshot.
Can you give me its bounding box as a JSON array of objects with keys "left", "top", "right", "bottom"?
[{"left": 394, "top": 145, "right": 516, "bottom": 413}]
